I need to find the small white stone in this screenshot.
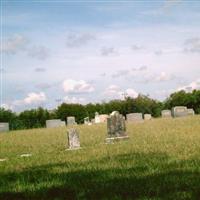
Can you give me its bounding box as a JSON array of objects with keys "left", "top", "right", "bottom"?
[{"left": 20, "top": 154, "right": 32, "bottom": 157}]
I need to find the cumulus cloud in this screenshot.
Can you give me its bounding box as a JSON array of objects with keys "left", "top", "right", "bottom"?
[
  {"left": 23, "top": 92, "right": 46, "bottom": 104},
  {"left": 13, "top": 92, "right": 46, "bottom": 106},
  {"left": 155, "top": 72, "right": 175, "bottom": 82},
  {"left": 63, "top": 96, "right": 85, "bottom": 104},
  {"left": 1, "top": 34, "right": 28, "bottom": 54},
  {"left": 177, "top": 79, "right": 200, "bottom": 92},
  {"left": 184, "top": 37, "right": 200, "bottom": 53},
  {"left": 28, "top": 46, "right": 50, "bottom": 60},
  {"left": 101, "top": 47, "right": 117, "bottom": 56},
  {"left": 66, "top": 32, "right": 95, "bottom": 48},
  {"left": 63, "top": 79, "right": 94, "bottom": 94},
  {"left": 104, "top": 85, "right": 138, "bottom": 99}
]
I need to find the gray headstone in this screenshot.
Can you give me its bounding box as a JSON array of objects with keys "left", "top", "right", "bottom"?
[
  {"left": 46, "top": 119, "right": 62, "bottom": 128},
  {"left": 106, "top": 111, "right": 128, "bottom": 143},
  {"left": 161, "top": 110, "right": 172, "bottom": 118},
  {"left": 84, "top": 117, "right": 90, "bottom": 124},
  {"left": 67, "top": 116, "right": 76, "bottom": 125},
  {"left": 0, "top": 122, "right": 9, "bottom": 132},
  {"left": 187, "top": 108, "right": 195, "bottom": 116},
  {"left": 144, "top": 114, "right": 152, "bottom": 120},
  {"left": 67, "top": 128, "right": 80, "bottom": 149},
  {"left": 126, "top": 113, "right": 143, "bottom": 122},
  {"left": 172, "top": 106, "right": 188, "bottom": 118}
]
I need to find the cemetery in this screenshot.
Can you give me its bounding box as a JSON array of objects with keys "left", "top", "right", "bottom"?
[
  {"left": 1, "top": 1, "right": 200, "bottom": 199},
  {"left": 0, "top": 112, "right": 200, "bottom": 199}
]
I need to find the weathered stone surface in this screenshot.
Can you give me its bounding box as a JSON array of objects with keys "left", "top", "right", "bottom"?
[
  {"left": 172, "top": 106, "right": 188, "bottom": 118},
  {"left": 84, "top": 117, "right": 90, "bottom": 124},
  {"left": 161, "top": 110, "right": 172, "bottom": 118},
  {"left": 67, "top": 116, "right": 76, "bottom": 125},
  {"left": 60, "top": 121, "right": 66, "bottom": 127},
  {"left": 187, "top": 108, "right": 195, "bottom": 116},
  {"left": 67, "top": 128, "right": 80, "bottom": 149},
  {"left": 0, "top": 123, "right": 9, "bottom": 132},
  {"left": 107, "top": 111, "right": 127, "bottom": 139},
  {"left": 144, "top": 114, "right": 152, "bottom": 120},
  {"left": 94, "top": 112, "right": 100, "bottom": 123},
  {"left": 46, "top": 119, "right": 62, "bottom": 128},
  {"left": 126, "top": 113, "right": 143, "bottom": 122}
]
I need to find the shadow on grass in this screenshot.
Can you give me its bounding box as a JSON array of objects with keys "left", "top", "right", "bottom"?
[{"left": 0, "top": 152, "right": 200, "bottom": 200}]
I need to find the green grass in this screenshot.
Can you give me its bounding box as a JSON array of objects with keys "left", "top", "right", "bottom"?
[{"left": 0, "top": 116, "right": 200, "bottom": 200}]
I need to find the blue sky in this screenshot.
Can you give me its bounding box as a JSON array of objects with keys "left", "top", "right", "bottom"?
[{"left": 1, "top": 0, "right": 200, "bottom": 111}]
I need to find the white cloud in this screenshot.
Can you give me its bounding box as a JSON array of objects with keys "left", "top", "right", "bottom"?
[
  {"left": 2, "top": 34, "right": 28, "bottom": 54},
  {"left": 104, "top": 85, "right": 138, "bottom": 99},
  {"left": 23, "top": 92, "right": 46, "bottom": 104},
  {"left": 155, "top": 72, "right": 175, "bottom": 82},
  {"left": 62, "top": 79, "right": 94, "bottom": 93},
  {"left": 177, "top": 78, "right": 200, "bottom": 92},
  {"left": 63, "top": 96, "right": 85, "bottom": 104}
]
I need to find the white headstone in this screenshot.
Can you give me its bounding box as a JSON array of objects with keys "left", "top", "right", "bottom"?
[
  {"left": 172, "top": 106, "right": 188, "bottom": 118},
  {"left": 67, "top": 128, "right": 80, "bottom": 150},
  {"left": 67, "top": 116, "right": 76, "bottom": 125},
  {"left": 46, "top": 119, "right": 62, "bottom": 128},
  {"left": 144, "top": 114, "right": 152, "bottom": 120},
  {"left": 161, "top": 110, "right": 172, "bottom": 118},
  {"left": 0, "top": 122, "right": 9, "bottom": 132},
  {"left": 126, "top": 113, "right": 143, "bottom": 122},
  {"left": 187, "top": 108, "right": 195, "bottom": 116}
]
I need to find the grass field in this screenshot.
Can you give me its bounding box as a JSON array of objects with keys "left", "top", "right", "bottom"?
[{"left": 0, "top": 116, "right": 200, "bottom": 200}]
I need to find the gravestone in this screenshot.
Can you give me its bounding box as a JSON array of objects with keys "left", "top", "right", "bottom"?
[
  {"left": 67, "top": 128, "right": 80, "bottom": 150},
  {"left": 161, "top": 110, "right": 172, "bottom": 118},
  {"left": 144, "top": 114, "right": 152, "bottom": 120},
  {"left": 67, "top": 116, "right": 76, "bottom": 125},
  {"left": 84, "top": 117, "right": 90, "bottom": 124},
  {"left": 60, "top": 121, "right": 66, "bottom": 127},
  {"left": 0, "top": 122, "right": 9, "bottom": 133},
  {"left": 46, "top": 119, "right": 62, "bottom": 128},
  {"left": 106, "top": 111, "right": 129, "bottom": 143},
  {"left": 187, "top": 108, "right": 195, "bottom": 116},
  {"left": 172, "top": 106, "right": 188, "bottom": 118},
  {"left": 126, "top": 113, "right": 143, "bottom": 122},
  {"left": 94, "top": 112, "right": 101, "bottom": 123}
]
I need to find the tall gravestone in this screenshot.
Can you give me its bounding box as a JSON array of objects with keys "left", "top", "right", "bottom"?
[
  {"left": 126, "top": 113, "right": 143, "bottom": 122},
  {"left": 187, "top": 108, "right": 195, "bottom": 116},
  {"left": 0, "top": 122, "right": 9, "bottom": 133},
  {"left": 172, "top": 106, "right": 188, "bottom": 118},
  {"left": 144, "top": 114, "right": 152, "bottom": 120},
  {"left": 106, "top": 111, "right": 129, "bottom": 143},
  {"left": 67, "top": 128, "right": 80, "bottom": 150},
  {"left": 67, "top": 116, "right": 76, "bottom": 125},
  {"left": 94, "top": 112, "right": 101, "bottom": 123},
  {"left": 161, "top": 110, "right": 172, "bottom": 118},
  {"left": 46, "top": 119, "right": 62, "bottom": 128}
]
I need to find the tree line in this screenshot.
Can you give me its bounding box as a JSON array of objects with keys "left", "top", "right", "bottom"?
[{"left": 0, "top": 90, "right": 199, "bottom": 130}]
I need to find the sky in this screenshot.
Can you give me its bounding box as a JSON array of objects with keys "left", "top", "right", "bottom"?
[{"left": 1, "top": 0, "right": 200, "bottom": 112}]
